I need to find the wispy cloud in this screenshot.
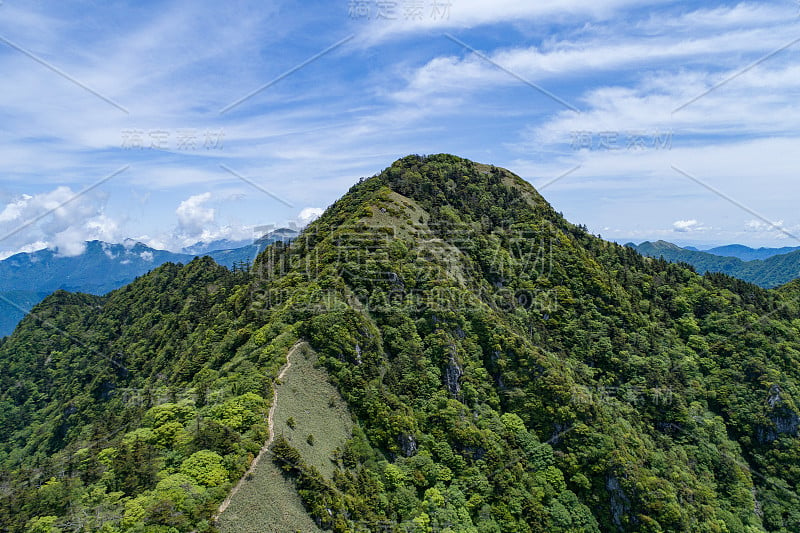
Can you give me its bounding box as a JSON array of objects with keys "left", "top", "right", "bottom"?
[
  {"left": 356, "top": 0, "right": 674, "bottom": 43},
  {"left": 1, "top": 0, "right": 798, "bottom": 256}
]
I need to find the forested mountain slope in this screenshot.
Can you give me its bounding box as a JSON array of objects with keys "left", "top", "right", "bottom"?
[{"left": 2, "top": 154, "right": 799, "bottom": 532}]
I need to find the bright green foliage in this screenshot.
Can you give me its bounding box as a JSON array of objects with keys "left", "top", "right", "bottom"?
[
  {"left": 180, "top": 451, "right": 228, "bottom": 487},
  {"left": 211, "top": 393, "right": 268, "bottom": 432},
  {"left": 0, "top": 258, "right": 270, "bottom": 531},
  {"left": 25, "top": 515, "right": 60, "bottom": 533}
]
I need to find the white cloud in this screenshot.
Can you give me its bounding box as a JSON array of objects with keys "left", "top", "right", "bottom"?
[
  {"left": 745, "top": 219, "right": 768, "bottom": 231},
  {"left": 392, "top": 13, "right": 799, "bottom": 107},
  {"left": 742, "top": 219, "right": 799, "bottom": 241},
  {"left": 102, "top": 241, "right": 118, "bottom": 259},
  {"left": 673, "top": 219, "right": 699, "bottom": 232},
  {"left": 52, "top": 229, "right": 89, "bottom": 257},
  {"left": 181, "top": 225, "right": 255, "bottom": 247},
  {"left": 176, "top": 193, "right": 216, "bottom": 235},
  {"left": 0, "top": 240, "right": 48, "bottom": 261},
  {"left": 523, "top": 63, "right": 800, "bottom": 154},
  {"left": 297, "top": 207, "right": 324, "bottom": 225},
  {"left": 360, "top": 0, "right": 674, "bottom": 43},
  {"left": 153, "top": 192, "right": 257, "bottom": 250},
  {"left": 133, "top": 235, "right": 168, "bottom": 251},
  {"left": 140, "top": 250, "right": 154, "bottom": 262},
  {"left": 85, "top": 215, "right": 120, "bottom": 242},
  {"left": 0, "top": 186, "right": 121, "bottom": 257},
  {"left": 0, "top": 194, "right": 34, "bottom": 223},
  {"left": 2, "top": 1, "right": 798, "bottom": 252}
]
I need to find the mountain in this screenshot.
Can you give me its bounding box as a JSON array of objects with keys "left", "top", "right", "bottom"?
[
  {"left": 204, "top": 228, "right": 299, "bottom": 271},
  {"left": 0, "top": 232, "right": 299, "bottom": 337},
  {"left": 2, "top": 155, "right": 800, "bottom": 532},
  {"left": 672, "top": 244, "right": 800, "bottom": 260},
  {"left": 628, "top": 240, "right": 800, "bottom": 288},
  {"left": 706, "top": 244, "right": 800, "bottom": 261},
  {"left": 626, "top": 240, "right": 743, "bottom": 275},
  {"left": 254, "top": 227, "right": 299, "bottom": 244},
  {"left": 182, "top": 239, "right": 255, "bottom": 255},
  {"left": 183, "top": 229, "right": 299, "bottom": 255},
  {"left": 0, "top": 241, "right": 195, "bottom": 337},
  {"left": 0, "top": 290, "right": 51, "bottom": 343},
  {"left": 0, "top": 240, "right": 195, "bottom": 294},
  {"left": 188, "top": 228, "right": 300, "bottom": 276}
]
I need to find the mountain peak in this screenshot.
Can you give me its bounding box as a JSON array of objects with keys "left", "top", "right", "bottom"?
[
  {"left": 3, "top": 155, "right": 800, "bottom": 532},
  {"left": 379, "top": 154, "right": 549, "bottom": 217},
  {"left": 311, "top": 153, "right": 560, "bottom": 237}
]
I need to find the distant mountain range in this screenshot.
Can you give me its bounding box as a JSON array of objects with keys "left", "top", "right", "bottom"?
[
  {"left": 181, "top": 237, "right": 260, "bottom": 255},
  {"left": 626, "top": 240, "right": 800, "bottom": 288},
  {"left": 683, "top": 243, "right": 800, "bottom": 261},
  {"left": 0, "top": 228, "right": 298, "bottom": 336}
]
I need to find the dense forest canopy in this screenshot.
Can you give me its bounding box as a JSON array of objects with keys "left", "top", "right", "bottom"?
[{"left": 1, "top": 154, "right": 799, "bottom": 532}]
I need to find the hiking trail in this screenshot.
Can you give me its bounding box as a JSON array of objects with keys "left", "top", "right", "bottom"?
[{"left": 213, "top": 341, "right": 303, "bottom": 520}]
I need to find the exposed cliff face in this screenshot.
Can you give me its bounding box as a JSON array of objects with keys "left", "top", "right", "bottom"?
[
  {"left": 606, "top": 475, "right": 632, "bottom": 529},
  {"left": 757, "top": 384, "right": 800, "bottom": 443},
  {"left": 444, "top": 344, "right": 463, "bottom": 397},
  {"left": 398, "top": 433, "right": 417, "bottom": 457}
]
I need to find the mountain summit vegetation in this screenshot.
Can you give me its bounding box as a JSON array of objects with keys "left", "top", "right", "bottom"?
[{"left": 2, "top": 154, "right": 800, "bottom": 532}]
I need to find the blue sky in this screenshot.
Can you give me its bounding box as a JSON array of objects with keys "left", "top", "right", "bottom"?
[{"left": 1, "top": 0, "right": 799, "bottom": 258}]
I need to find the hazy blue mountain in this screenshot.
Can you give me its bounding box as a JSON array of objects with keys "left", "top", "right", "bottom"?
[
  {"left": 0, "top": 241, "right": 195, "bottom": 294},
  {"left": 626, "top": 241, "right": 743, "bottom": 275},
  {"left": 0, "top": 229, "right": 299, "bottom": 336},
  {"left": 182, "top": 238, "right": 254, "bottom": 255},
  {"left": 183, "top": 228, "right": 299, "bottom": 255},
  {"left": 255, "top": 227, "right": 299, "bottom": 244},
  {"left": 0, "top": 290, "right": 50, "bottom": 340},
  {"left": 704, "top": 243, "right": 800, "bottom": 261},
  {"left": 627, "top": 240, "right": 800, "bottom": 288},
  {"left": 0, "top": 241, "right": 194, "bottom": 337},
  {"left": 204, "top": 228, "right": 299, "bottom": 269}
]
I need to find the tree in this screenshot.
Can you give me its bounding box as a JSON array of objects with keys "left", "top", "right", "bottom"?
[{"left": 180, "top": 450, "right": 228, "bottom": 487}]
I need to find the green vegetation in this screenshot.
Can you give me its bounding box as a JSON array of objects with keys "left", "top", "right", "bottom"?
[
  {"left": 0, "top": 261, "right": 279, "bottom": 532},
  {"left": 0, "top": 231, "right": 299, "bottom": 337},
  {"left": 2, "top": 154, "right": 800, "bottom": 532},
  {"left": 0, "top": 289, "right": 48, "bottom": 338}
]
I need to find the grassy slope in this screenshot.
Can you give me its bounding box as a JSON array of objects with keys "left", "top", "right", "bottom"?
[
  {"left": 272, "top": 343, "right": 353, "bottom": 480},
  {"left": 216, "top": 462, "right": 321, "bottom": 533},
  {"left": 218, "top": 343, "right": 351, "bottom": 532}
]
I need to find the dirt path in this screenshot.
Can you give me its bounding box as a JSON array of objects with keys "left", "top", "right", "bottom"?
[{"left": 214, "top": 342, "right": 303, "bottom": 520}]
